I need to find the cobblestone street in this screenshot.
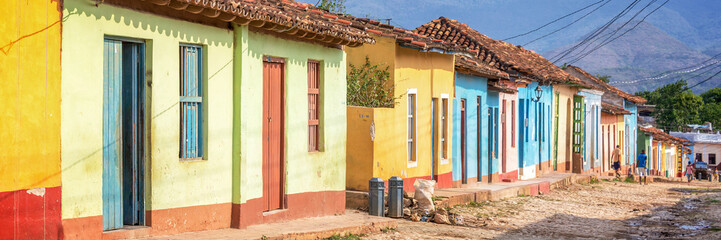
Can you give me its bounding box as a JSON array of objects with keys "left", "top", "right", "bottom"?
[{"left": 365, "top": 179, "right": 721, "bottom": 239}]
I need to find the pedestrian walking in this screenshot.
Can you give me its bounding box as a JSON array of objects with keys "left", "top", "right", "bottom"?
[
  {"left": 637, "top": 150, "right": 648, "bottom": 185},
  {"left": 714, "top": 168, "right": 719, "bottom": 182},
  {"left": 611, "top": 145, "right": 622, "bottom": 179},
  {"left": 685, "top": 161, "right": 695, "bottom": 185}
]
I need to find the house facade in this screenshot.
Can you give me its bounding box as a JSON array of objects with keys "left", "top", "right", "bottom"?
[
  {"left": 0, "top": 1, "right": 62, "bottom": 239},
  {"left": 671, "top": 131, "right": 721, "bottom": 171},
  {"left": 59, "top": 0, "right": 370, "bottom": 238},
  {"left": 601, "top": 103, "right": 630, "bottom": 174},
  {"left": 345, "top": 19, "right": 464, "bottom": 192},
  {"left": 450, "top": 57, "right": 509, "bottom": 185}
]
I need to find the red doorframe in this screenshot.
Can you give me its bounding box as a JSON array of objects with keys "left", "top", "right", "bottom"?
[
  {"left": 460, "top": 99, "right": 467, "bottom": 184},
  {"left": 262, "top": 57, "right": 285, "bottom": 212}
]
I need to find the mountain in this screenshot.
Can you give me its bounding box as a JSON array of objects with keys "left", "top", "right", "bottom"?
[{"left": 544, "top": 21, "right": 718, "bottom": 94}]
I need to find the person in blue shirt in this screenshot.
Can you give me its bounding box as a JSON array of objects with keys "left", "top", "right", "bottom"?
[{"left": 637, "top": 150, "right": 648, "bottom": 185}]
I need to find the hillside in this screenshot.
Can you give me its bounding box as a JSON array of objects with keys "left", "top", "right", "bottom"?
[{"left": 544, "top": 21, "right": 717, "bottom": 94}]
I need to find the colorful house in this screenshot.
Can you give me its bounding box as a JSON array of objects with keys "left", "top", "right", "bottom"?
[
  {"left": 60, "top": 0, "right": 370, "bottom": 238},
  {"left": 671, "top": 131, "right": 721, "bottom": 173},
  {"left": 449, "top": 57, "right": 510, "bottom": 185},
  {"left": 344, "top": 18, "right": 467, "bottom": 192},
  {"left": 416, "top": 17, "right": 584, "bottom": 182},
  {"left": 0, "top": 1, "right": 62, "bottom": 239},
  {"left": 601, "top": 103, "right": 631, "bottom": 174},
  {"left": 638, "top": 126, "right": 654, "bottom": 174},
  {"left": 552, "top": 83, "right": 589, "bottom": 173},
  {"left": 564, "top": 67, "right": 606, "bottom": 173}
]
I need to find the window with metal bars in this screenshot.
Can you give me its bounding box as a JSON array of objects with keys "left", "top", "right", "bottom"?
[
  {"left": 441, "top": 97, "right": 448, "bottom": 159},
  {"left": 407, "top": 90, "right": 416, "bottom": 162},
  {"left": 308, "top": 60, "right": 321, "bottom": 152},
  {"left": 179, "top": 44, "right": 203, "bottom": 159}
]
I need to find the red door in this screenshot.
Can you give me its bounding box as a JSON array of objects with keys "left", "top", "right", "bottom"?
[
  {"left": 501, "top": 99, "right": 507, "bottom": 173},
  {"left": 262, "top": 58, "right": 284, "bottom": 211},
  {"left": 460, "top": 99, "right": 466, "bottom": 183}
]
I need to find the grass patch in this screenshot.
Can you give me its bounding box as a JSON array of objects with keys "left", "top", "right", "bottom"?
[
  {"left": 589, "top": 178, "right": 600, "bottom": 184},
  {"left": 624, "top": 176, "right": 636, "bottom": 183},
  {"left": 709, "top": 227, "right": 721, "bottom": 232},
  {"left": 431, "top": 196, "right": 446, "bottom": 202},
  {"left": 601, "top": 178, "right": 611, "bottom": 182},
  {"left": 381, "top": 227, "right": 396, "bottom": 233},
  {"left": 518, "top": 194, "right": 529, "bottom": 197},
  {"left": 324, "top": 233, "right": 366, "bottom": 240},
  {"left": 466, "top": 201, "right": 489, "bottom": 208},
  {"left": 707, "top": 199, "right": 720, "bottom": 203}
]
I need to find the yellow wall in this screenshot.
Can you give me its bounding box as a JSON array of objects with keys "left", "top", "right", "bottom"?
[
  {"left": 345, "top": 36, "right": 455, "bottom": 190},
  {"left": 553, "top": 85, "right": 577, "bottom": 168},
  {"left": 0, "top": 0, "right": 62, "bottom": 192}
]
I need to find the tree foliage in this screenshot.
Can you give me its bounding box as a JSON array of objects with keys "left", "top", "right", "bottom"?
[
  {"left": 316, "top": 0, "right": 346, "bottom": 13},
  {"left": 347, "top": 57, "right": 398, "bottom": 108},
  {"left": 636, "top": 80, "right": 703, "bottom": 132},
  {"left": 700, "top": 102, "right": 721, "bottom": 129},
  {"left": 701, "top": 87, "right": 721, "bottom": 104},
  {"left": 595, "top": 74, "right": 611, "bottom": 83}
]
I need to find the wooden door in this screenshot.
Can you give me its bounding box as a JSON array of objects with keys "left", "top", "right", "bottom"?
[
  {"left": 262, "top": 57, "right": 285, "bottom": 211},
  {"left": 501, "top": 99, "right": 507, "bottom": 173},
  {"left": 477, "top": 97, "right": 482, "bottom": 182},
  {"left": 103, "top": 39, "right": 123, "bottom": 231},
  {"left": 121, "top": 42, "right": 145, "bottom": 226},
  {"left": 460, "top": 99, "right": 467, "bottom": 183},
  {"left": 431, "top": 98, "right": 437, "bottom": 180}
]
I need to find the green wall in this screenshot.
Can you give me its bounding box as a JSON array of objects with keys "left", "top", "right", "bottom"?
[
  {"left": 61, "top": 0, "right": 234, "bottom": 219},
  {"left": 232, "top": 25, "right": 347, "bottom": 204}
]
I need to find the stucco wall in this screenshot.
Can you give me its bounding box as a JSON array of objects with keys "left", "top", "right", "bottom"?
[
  {"left": 0, "top": 0, "right": 62, "bottom": 238},
  {"left": 624, "top": 100, "right": 638, "bottom": 165},
  {"left": 553, "top": 85, "right": 577, "bottom": 172},
  {"left": 517, "top": 82, "right": 553, "bottom": 179},
  {"left": 499, "top": 91, "right": 519, "bottom": 180},
  {"left": 451, "top": 72, "right": 488, "bottom": 183},
  {"left": 233, "top": 25, "right": 347, "bottom": 203},
  {"left": 578, "top": 90, "right": 603, "bottom": 171},
  {"left": 61, "top": 0, "right": 234, "bottom": 221}
]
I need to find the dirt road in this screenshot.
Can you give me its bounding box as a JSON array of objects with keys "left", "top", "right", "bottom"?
[{"left": 364, "top": 178, "right": 721, "bottom": 239}]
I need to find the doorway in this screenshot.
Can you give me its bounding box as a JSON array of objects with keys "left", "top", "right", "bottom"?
[
  {"left": 102, "top": 38, "right": 146, "bottom": 231},
  {"left": 477, "top": 97, "right": 482, "bottom": 182},
  {"left": 501, "top": 99, "right": 507, "bottom": 174},
  {"left": 431, "top": 98, "right": 437, "bottom": 181},
  {"left": 262, "top": 57, "right": 285, "bottom": 212},
  {"left": 460, "top": 99, "right": 467, "bottom": 184}
]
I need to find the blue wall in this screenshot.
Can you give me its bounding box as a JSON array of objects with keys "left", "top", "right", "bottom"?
[
  {"left": 452, "top": 73, "right": 489, "bottom": 183},
  {"left": 577, "top": 91, "right": 602, "bottom": 171},
  {"left": 624, "top": 100, "right": 638, "bottom": 165},
  {"left": 517, "top": 82, "right": 553, "bottom": 174}
]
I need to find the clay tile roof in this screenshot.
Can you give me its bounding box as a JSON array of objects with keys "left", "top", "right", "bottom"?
[
  {"left": 414, "top": 17, "right": 585, "bottom": 86},
  {"left": 341, "top": 16, "right": 474, "bottom": 54},
  {"left": 566, "top": 66, "right": 647, "bottom": 104},
  {"left": 455, "top": 56, "right": 510, "bottom": 80},
  {"left": 640, "top": 126, "right": 689, "bottom": 144},
  {"left": 601, "top": 102, "right": 631, "bottom": 115},
  {"left": 111, "top": 0, "right": 374, "bottom": 47}
]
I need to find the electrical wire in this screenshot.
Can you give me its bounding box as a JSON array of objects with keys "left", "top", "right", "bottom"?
[
  {"left": 565, "top": 0, "right": 660, "bottom": 64},
  {"left": 503, "top": 0, "right": 606, "bottom": 41},
  {"left": 566, "top": 0, "right": 670, "bottom": 65},
  {"left": 689, "top": 68, "right": 721, "bottom": 89},
  {"left": 550, "top": 0, "right": 642, "bottom": 64},
  {"left": 523, "top": 0, "right": 612, "bottom": 47}
]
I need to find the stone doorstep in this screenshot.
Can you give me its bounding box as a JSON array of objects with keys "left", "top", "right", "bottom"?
[{"left": 269, "top": 219, "right": 397, "bottom": 240}]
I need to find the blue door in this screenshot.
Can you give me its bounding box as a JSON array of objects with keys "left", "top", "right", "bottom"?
[
  {"left": 103, "top": 39, "right": 123, "bottom": 231},
  {"left": 102, "top": 39, "right": 145, "bottom": 231}
]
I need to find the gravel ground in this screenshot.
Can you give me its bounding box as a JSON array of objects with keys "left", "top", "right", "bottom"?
[{"left": 363, "top": 178, "right": 721, "bottom": 239}]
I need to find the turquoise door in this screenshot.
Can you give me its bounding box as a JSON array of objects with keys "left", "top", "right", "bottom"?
[
  {"left": 103, "top": 38, "right": 145, "bottom": 231},
  {"left": 103, "top": 39, "right": 123, "bottom": 231}
]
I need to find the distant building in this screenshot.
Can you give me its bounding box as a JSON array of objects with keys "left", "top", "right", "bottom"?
[{"left": 671, "top": 131, "right": 721, "bottom": 171}]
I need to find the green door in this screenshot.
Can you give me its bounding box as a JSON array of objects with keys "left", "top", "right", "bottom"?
[{"left": 553, "top": 92, "right": 559, "bottom": 171}]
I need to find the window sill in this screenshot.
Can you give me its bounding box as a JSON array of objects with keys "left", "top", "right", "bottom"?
[
  {"left": 180, "top": 157, "right": 205, "bottom": 162},
  {"left": 441, "top": 159, "right": 449, "bottom": 165},
  {"left": 407, "top": 161, "right": 418, "bottom": 168}
]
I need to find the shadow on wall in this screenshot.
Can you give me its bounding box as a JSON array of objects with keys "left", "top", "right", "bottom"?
[{"left": 65, "top": 2, "right": 232, "bottom": 48}]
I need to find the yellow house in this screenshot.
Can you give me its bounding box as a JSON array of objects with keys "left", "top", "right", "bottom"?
[{"left": 345, "top": 18, "right": 470, "bottom": 191}]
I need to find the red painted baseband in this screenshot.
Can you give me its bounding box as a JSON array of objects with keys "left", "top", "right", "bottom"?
[
  {"left": 231, "top": 190, "right": 345, "bottom": 229},
  {"left": 60, "top": 202, "right": 231, "bottom": 240},
  {"left": 0, "top": 186, "right": 62, "bottom": 240},
  {"left": 499, "top": 170, "right": 519, "bottom": 182}
]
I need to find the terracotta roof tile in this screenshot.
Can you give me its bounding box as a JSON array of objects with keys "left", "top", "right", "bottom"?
[
  {"left": 601, "top": 102, "right": 631, "bottom": 115},
  {"left": 567, "top": 66, "right": 647, "bottom": 104},
  {"left": 342, "top": 16, "right": 473, "bottom": 54},
  {"left": 415, "top": 17, "right": 585, "bottom": 86},
  {"left": 640, "top": 126, "right": 689, "bottom": 144},
  {"left": 112, "top": 0, "right": 374, "bottom": 47},
  {"left": 455, "top": 56, "right": 510, "bottom": 80}
]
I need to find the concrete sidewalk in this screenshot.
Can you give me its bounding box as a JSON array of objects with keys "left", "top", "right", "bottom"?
[
  {"left": 433, "top": 173, "right": 595, "bottom": 208},
  {"left": 137, "top": 210, "right": 397, "bottom": 240}
]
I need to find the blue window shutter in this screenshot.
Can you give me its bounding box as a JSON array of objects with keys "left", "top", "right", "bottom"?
[{"left": 180, "top": 45, "right": 203, "bottom": 159}]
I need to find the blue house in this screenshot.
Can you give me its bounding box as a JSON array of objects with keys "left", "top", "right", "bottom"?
[
  {"left": 451, "top": 57, "right": 508, "bottom": 185},
  {"left": 517, "top": 82, "right": 554, "bottom": 180}
]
